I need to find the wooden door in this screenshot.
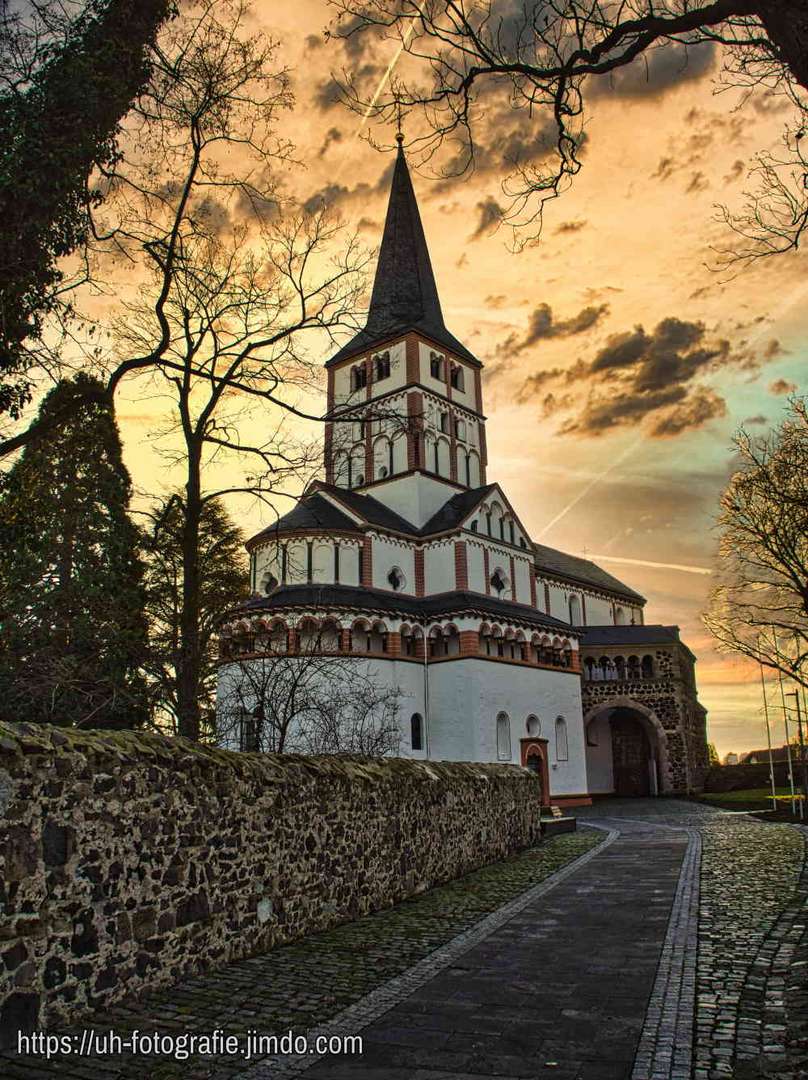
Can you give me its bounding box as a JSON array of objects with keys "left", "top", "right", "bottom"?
[{"left": 611, "top": 716, "right": 651, "bottom": 796}]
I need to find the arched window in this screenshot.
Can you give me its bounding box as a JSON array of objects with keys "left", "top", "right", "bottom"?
[
  {"left": 614, "top": 606, "right": 627, "bottom": 625},
  {"left": 568, "top": 595, "right": 581, "bottom": 625},
  {"left": 555, "top": 717, "right": 569, "bottom": 762},
  {"left": 411, "top": 713, "right": 423, "bottom": 751},
  {"left": 496, "top": 713, "right": 512, "bottom": 761},
  {"left": 627, "top": 655, "right": 641, "bottom": 679},
  {"left": 526, "top": 715, "right": 541, "bottom": 737},
  {"left": 641, "top": 655, "right": 655, "bottom": 679}
]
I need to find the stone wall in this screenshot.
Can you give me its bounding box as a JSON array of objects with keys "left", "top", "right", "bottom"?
[
  {"left": 580, "top": 643, "right": 709, "bottom": 793},
  {"left": 704, "top": 762, "right": 796, "bottom": 793},
  {"left": 0, "top": 722, "right": 541, "bottom": 1038}
]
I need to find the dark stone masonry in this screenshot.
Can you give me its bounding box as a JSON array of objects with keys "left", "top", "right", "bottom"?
[{"left": 0, "top": 721, "right": 541, "bottom": 1037}]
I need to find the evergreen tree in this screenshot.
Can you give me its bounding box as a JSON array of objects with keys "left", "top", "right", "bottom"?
[
  {"left": 0, "top": 373, "right": 148, "bottom": 727},
  {"left": 142, "top": 496, "right": 249, "bottom": 739}
]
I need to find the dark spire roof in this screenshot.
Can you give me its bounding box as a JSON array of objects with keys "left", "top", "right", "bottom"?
[{"left": 327, "top": 142, "right": 479, "bottom": 367}]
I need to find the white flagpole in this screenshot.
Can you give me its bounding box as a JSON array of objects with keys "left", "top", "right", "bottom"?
[
  {"left": 773, "top": 630, "right": 798, "bottom": 817},
  {"left": 758, "top": 654, "right": 777, "bottom": 812}
]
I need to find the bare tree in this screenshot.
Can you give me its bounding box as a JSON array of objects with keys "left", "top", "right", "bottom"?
[
  {"left": 217, "top": 638, "right": 403, "bottom": 755},
  {"left": 79, "top": 1, "right": 368, "bottom": 740},
  {"left": 704, "top": 396, "right": 808, "bottom": 689},
  {"left": 330, "top": 0, "right": 808, "bottom": 257}
]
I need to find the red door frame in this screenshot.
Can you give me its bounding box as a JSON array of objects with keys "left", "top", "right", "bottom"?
[{"left": 520, "top": 737, "right": 551, "bottom": 808}]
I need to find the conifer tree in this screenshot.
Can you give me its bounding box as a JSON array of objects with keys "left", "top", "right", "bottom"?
[
  {"left": 141, "top": 496, "right": 249, "bottom": 739},
  {"left": 0, "top": 373, "right": 148, "bottom": 727}
]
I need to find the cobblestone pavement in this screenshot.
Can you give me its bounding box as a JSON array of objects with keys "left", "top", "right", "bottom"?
[
  {"left": 276, "top": 819, "right": 689, "bottom": 1080},
  {"left": 1, "top": 833, "right": 599, "bottom": 1080},
  {"left": 580, "top": 800, "right": 808, "bottom": 1080},
  {"left": 4, "top": 800, "right": 807, "bottom": 1080}
]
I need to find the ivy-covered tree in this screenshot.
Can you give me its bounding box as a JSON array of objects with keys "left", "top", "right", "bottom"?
[
  {"left": 141, "top": 496, "right": 250, "bottom": 739},
  {"left": 0, "top": 0, "right": 173, "bottom": 418},
  {"left": 0, "top": 373, "right": 148, "bottom": 727}
]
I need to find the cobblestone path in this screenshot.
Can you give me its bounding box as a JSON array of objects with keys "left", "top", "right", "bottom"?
[
  {"left": 4, "top": 801, "right": 807, "bottom": 1080},
  {"left": 580, "top": 801, "right": 808, "bottom": 1080},
  {"left": 265, "top": 821, "right": 688, "bottom": 1080},
  {"left": 1, "top": 833, "right": 599, "bottom": 1080}
]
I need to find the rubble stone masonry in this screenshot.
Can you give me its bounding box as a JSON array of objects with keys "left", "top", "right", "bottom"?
[{"left": 0, "top": 723, "right": 540, "bottom": 1037}]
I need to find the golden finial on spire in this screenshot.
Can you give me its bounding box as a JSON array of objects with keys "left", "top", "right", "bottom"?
[{"left": 395, "top": 97, "right": 404, "bottom": 145}]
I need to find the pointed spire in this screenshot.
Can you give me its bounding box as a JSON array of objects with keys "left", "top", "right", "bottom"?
[{"left": 327, "top": 142, "right": 478, "bottom": 367}]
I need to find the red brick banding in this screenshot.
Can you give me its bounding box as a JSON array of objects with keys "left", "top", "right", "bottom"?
[
  {"left": 454, "top": 542, "right": 469, "bottom": 590},
  {"left": 405, "top": 333, "right": 420, "bottom": 384},
  {"left": 544, "top": 581, "right": 551, "bottom": 615},
  {"left": 407, "top": 391, "right": 424, "bottom": 470},
  {"left": 509, "top": 556, "right": 517, "bottom": 601},
  {"left": 414, "top": 549, "right": 425, "bottom": 597},
  {"left": 483, "top": 548, "right": 491, "bottom": 595},
  {"left": 386, "top": 631, "right": 402, "bottom": 657},
  {"left": 529, "top": 565, "right": 537, "bottom": 608},
  {"left": 581, "top": 594, "right": 587, "bottom": 626},
  {"left": 362, "top": 536, "right": 373, "bottom": 587},
  {"left": 458, "top": 630, "right": 479, "bottom": 656}
]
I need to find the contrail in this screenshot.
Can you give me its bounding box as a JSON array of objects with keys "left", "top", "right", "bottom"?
[
  {"left": 535, "top": 435, "right": 644, "bottom": 539},
  {"left": 579, "top": 554, "right": 713, "bottom": 576}
]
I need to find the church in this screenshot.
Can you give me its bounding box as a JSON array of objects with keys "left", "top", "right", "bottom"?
[{"left": 216, "top": 136, "right": 710, "bottom": 805}]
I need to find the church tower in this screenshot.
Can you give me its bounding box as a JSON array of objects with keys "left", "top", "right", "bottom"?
[{"left": 324, "top": 136, "right": 488, "bottom": 528}]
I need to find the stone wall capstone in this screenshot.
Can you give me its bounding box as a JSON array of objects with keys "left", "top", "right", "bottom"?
[{"left": 0, "top": 722, "right": 541, "bottom": 1039}]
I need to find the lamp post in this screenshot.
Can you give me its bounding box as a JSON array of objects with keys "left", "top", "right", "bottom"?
[{"left": 786, "top": 691, "right": 807, "bottom": 821}]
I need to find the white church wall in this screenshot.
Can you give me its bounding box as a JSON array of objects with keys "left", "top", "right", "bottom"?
[
  {"left": 336, "top": 541, "right": 361, "bottom": 586},
  {"left": 586, "top": 594, "right": 614, "bottom": 625},
  {"left": 466, "top": 541, "right": 486, "bottom": 593},
  {"left": 377, "top": 340, "right": 407, "bottom": 394},
  {"left": 371, "top": 536, "right": 416, "bottom": 594},
  {"left": 311, "top": 542, "right": 332, "bottom": 583},
  {"left": 426, "top": 661, "right": 586, "bottom": 795},
  {"left": 513, "top": 557, "right": 532, "bottom": 605},
  {"left": 584, "top": 711, "right": 615, "bottom": 794},
  {"left": 372, "top": 472, "right": 459, "bottom": 529},
  {"left": 545, "top": 582, "right": 568, "bottom": 622},
  {"left": 424, "top": 541, "right": 455, "bottom": 593}
]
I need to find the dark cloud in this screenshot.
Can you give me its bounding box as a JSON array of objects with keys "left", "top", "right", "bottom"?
[
  {"left": 469, "top": 196, "right": 504, "bottom": 240},
  {"left": 556, "top": 219, "right": 587, "bottom": 234},
  {"left": 648, "top": 388, "right": 727, "bottom": 437},
  {"left": 500, "top": 301, "right": 610, "bottom": 356},
  {"left": 318, "top": 126, "right": 344, "bottom": 157},
  {"left": 305, "top": 33, "right": 323, "bottom": 51},
  {"left": 742, "top": 414, "right": 769, "bottom": 426},
  {"left": 685, "top": 171, "right": 709, "bottom": 193},
  {"left": 589, "top": 41, "right": 716, "bottom": 99},
  {"left": 769, "top": 377, "right": 798, "bottom": 395},
  {"left": 301, "top": 161, "right": 394, "bottom": 216},
  {"left": 517, "top": 315, "right": 772, "bottom": 439},
  {"left": 764, "top": 339, "right": 785, "bottom": 359},
  {"left": 723, "top": 159, "right": 745, "bottom": 183},
  {"left": 485, "top": 294, "right": 508, "bottom": 309}
]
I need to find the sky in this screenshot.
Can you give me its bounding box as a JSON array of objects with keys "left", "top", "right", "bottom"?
[{"left": 111, "top": 0, "right": 807, "bottom": 758}]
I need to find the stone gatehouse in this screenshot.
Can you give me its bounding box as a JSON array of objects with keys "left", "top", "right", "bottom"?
[{"left": 580, "top": 625, "right": 709, "bottom": 795}]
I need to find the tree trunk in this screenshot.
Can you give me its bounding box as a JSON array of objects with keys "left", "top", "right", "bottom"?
[
  {"left": 756, "top": 0, "right": 808, "bottom": 92},
  {"left": 177, "top": 449, "right": 203, "bottom": 741}
]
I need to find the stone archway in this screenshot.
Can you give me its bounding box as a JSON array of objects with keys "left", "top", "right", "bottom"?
[{"left": 583, "top": 697, "right": 672, "bottom": 796}]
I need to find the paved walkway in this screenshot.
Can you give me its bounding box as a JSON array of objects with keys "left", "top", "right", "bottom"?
[
  {"left": 299, "top": 824, "right": 686, "bottom": 1080},
  {"left": 244, "top": 817, "right": 688, "bottom": 1080},
  {"left": 4, "top": 800, "right": 807, "bottom": 1080}
]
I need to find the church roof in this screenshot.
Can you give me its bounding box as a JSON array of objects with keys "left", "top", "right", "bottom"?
[
  {"left": 533, "top": 543, "right": 645, "bottom": 604},
  {"left": 326, "top": 141, "right": 479, "bottom": 368},
  {"left": 246, "top": 493, "right": 361, "bottom": 548},
  {"left": 237, "top": 583, "right": 575, "bottom": 634},
  {"left": 420, "top": 484, "right": 497, "bottom": 533},
  {"left": 579, "top": 625, "right": 681, "bottom": 646}
]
